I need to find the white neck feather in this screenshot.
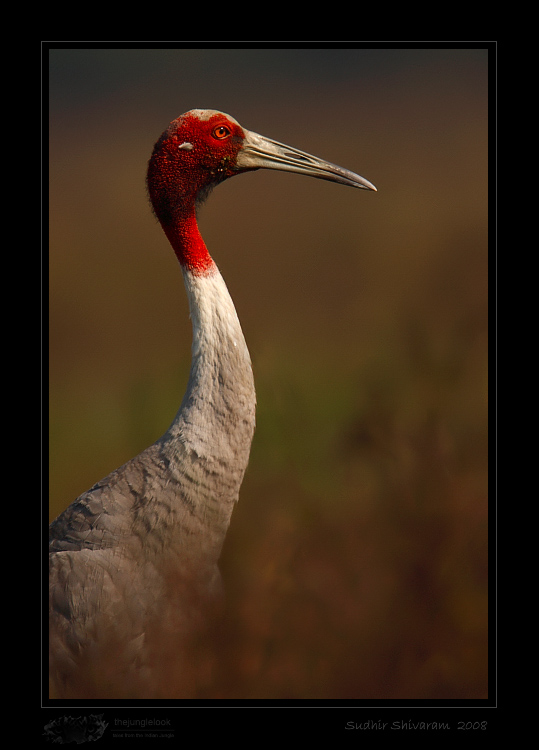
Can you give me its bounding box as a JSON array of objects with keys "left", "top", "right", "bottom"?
[{"left": 165, "top": 266, "right": 256, "bottom": 482}]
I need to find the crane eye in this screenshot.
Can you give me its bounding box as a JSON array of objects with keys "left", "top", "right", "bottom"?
[{"left": 213, "top": 125, "right": 231, "bottom": 140}]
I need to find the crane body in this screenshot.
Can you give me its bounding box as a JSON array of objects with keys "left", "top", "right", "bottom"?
[{"left": 49, "top": 109, "right": 376, "bottom": 698}]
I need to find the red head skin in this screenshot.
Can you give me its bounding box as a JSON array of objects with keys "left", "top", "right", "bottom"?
[{"left": 147, "top": 111, "right": 246, "bottom": 275}]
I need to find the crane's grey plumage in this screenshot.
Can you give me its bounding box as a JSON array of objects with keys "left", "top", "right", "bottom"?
[
  {"left": 49, "top": 109, "right": 375, "bottom": 699},
  {"left": 49, "top": 270, "right": 255, "bottom": 697}
]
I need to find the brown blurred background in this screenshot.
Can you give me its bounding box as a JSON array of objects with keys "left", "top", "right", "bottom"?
[{"left": 49, "top": 47, "right": 489, "bottom": 699}]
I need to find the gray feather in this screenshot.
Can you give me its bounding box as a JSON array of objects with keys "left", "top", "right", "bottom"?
[{"left": 49, "top": 268, "right": 256, "bottom": 698}]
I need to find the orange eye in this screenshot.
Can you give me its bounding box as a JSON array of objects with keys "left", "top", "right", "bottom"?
[{"left": 213, "top": 125, "right": 231, "bottom": 140}]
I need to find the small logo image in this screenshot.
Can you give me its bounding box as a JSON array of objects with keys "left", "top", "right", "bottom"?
[{"left": 43, "top": 714, "right": 108, "bottom": 743}]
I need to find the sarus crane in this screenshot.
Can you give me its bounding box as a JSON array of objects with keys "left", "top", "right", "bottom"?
[{"left": 49, "top": 109, "right": 376, "bottom": 698}]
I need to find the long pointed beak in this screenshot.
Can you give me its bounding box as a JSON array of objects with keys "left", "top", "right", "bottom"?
[{"left": 235, "top": 129, "right": 377, "bottom": 192}]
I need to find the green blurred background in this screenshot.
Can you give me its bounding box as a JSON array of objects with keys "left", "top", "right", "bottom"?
[{"left": 49, "top": 47, "right": 488, "bottom": 699}]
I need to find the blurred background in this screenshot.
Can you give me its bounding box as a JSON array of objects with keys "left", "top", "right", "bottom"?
[{"left": 48, "top": 47, "right": 489, "bottom": 699}]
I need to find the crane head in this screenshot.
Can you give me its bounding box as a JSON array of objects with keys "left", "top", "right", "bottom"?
[{"left": 147, "top": 109, "right": 376, "bottom": 228}]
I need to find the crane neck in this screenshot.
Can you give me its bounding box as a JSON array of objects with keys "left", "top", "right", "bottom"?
[
  {"left": 158, "top": 252, "right": 256, "bottom": 551},
  {"left": 148, "top": 159, "right": 256, "bottom": 542},
  {"left": 170, "top": 264, "right": 256, "bottom": 446},
  {"left": 162, "top": 206, "right": 216, "bottom": 276}
]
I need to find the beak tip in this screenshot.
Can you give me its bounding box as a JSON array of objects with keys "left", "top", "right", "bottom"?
[{"left": 360, "top": 179, "right": 377, "bottom": 192}]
